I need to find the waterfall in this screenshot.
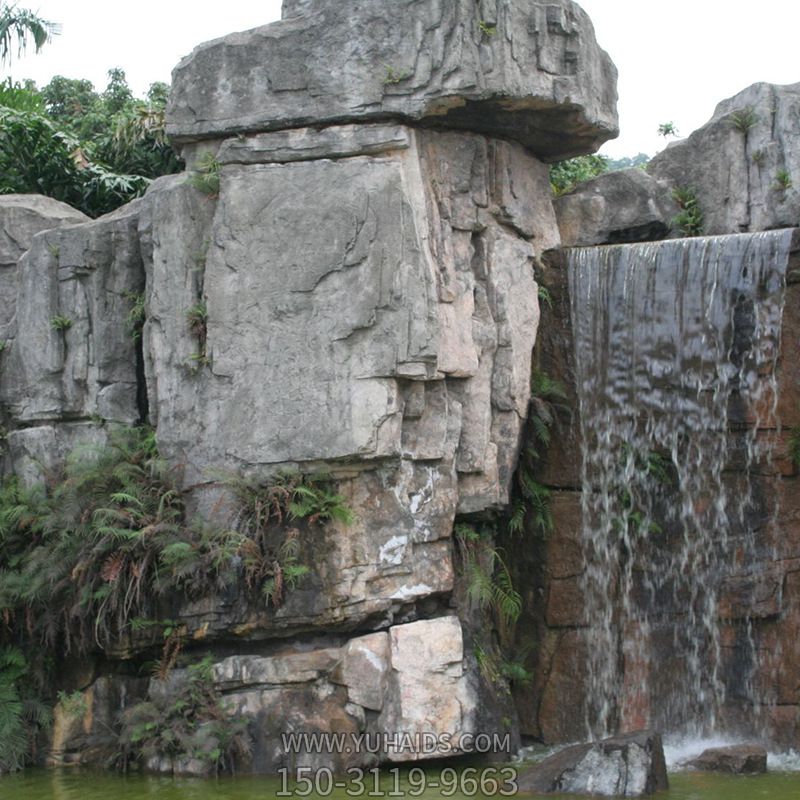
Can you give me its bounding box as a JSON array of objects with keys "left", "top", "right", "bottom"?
[{"left": 567, "top": 230, "right": 793, "bottom": 740}]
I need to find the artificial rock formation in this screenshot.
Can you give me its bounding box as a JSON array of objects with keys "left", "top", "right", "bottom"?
[
  {"left": 167, "top": 0, "right": 618, "bottom": 159},
  {"left": 649, "top": 81, "right": 800, "bottom": 234},
  {"left": 553, "top": 81, "right": 800, "bottom": 243},
  {"left": 0, "top": 0, "right": 619, "bottom": 775}
]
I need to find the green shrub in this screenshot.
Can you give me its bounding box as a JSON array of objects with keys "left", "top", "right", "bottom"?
[
  {"left": 0, "top": 427, "right": 357, "bottom": 653},
  {"left": 118, "top": 655, "right": 249, "bottom": 775},
  {"left": 549, "top": 154, "right": 608, "bottom": 195}
]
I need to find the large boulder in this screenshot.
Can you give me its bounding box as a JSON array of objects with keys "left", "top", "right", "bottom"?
[
  {"left": 687, "top": 744, "right": 768, "bottom": 775},
  {"left": 517, "top": 731, "right": 669, "bottom": 797},
  {"left": 166, "top": 0, "right": 618, "bottom": 159},
  {"left": 554, "top": 168, "right": 679, "bottom": 246},
  {"left": 649, "top": 81, "right": 800, "bottom": 234}
]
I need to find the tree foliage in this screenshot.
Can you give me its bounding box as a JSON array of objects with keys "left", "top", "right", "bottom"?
[
  {"left": 0, "top": 3, "right": 60, "bottom": 64},
  {"left": 549, "top": 154, "right": 609, "bottom": 195},
  {"left": 0, "top": 69, "right": 182, "bottom": 217}
]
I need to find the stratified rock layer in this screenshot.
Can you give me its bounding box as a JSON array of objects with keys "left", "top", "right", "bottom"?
[{"left": 167, "top": 0, "right": 618, "bottom": 159}]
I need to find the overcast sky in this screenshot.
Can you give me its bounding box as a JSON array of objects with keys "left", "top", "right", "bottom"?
[{"left": 3, "top": 1, "right": 800, "bottom": 159}]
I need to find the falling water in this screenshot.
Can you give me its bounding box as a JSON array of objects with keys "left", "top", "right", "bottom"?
[{"left": 568, "top": 230, "right": 793, "bottom": 740}]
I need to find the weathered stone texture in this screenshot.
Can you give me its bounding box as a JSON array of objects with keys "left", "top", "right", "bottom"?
[
  {"left": 122, "top": 617, "right": 477, "bottom": 774},
  {"left": 167, "top": 0, "right": 618, "bottom": 159},
  {"left": 0, "top": 195, "right": 88, "bottom": 332},
  {"left": 649, "top": 82, "right": 800, "bottom": 235},
  {"left": 145, "top": 124, "right": 547, "bottom": 515},
  {"left": 517, "top": 731, "right": 668, "bottom": 797},
  {"left": 1, "top": 201, "right": 144, "bottom": 427},
  {"left": 134, "top": 124, "right": 553, "bottom": 641},
  {"left": 687, "top": 744, "right": 768, "bottom": 775},
  {"left": 554, "top": 168, "right": 679, "bottom": 246}
]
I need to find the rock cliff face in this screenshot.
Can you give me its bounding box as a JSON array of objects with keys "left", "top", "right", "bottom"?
[{"left": 0, "top": 0, "right": 619, "bottom": 775}]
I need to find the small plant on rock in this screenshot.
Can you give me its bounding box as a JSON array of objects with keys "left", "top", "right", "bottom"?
[
  {"left": 751, "top": 149, "right": 766, "bottom": 165},
  {"left": 186, "top": 301, "right": 208, "bottom": 367},
  {"left": 455, "top": 523, "right": 521, "bottom": 626},
  {"left": 478, "top": 20, "right": 497, "bottom": 37},
  {"left": 56, "top": 690, "right": 89, "bottom": 719},
  {"left": 730, "top": 106, "right": 759, "bottom": 133},
  {"left": 0, "top": 340, "right": 7, "bottom": 353},
  {"left": 125, "top": 291, "right": 146, "bottom": 340},
  {"left": 188, "top": 152, "right": 220, "bottom": 197},
  {"left": 223, "top": 471, "right": 353, "bottom": 608},
  {"left": 672, "top": 186, "right": 704, "bottom": 237},
  {"left": 657, "top": 121, "right": 679, "bottom": 138},
  {"left": 383, "top": 64, "right": 410, "bottom": 85},
  {"left": 773, "top": 169, "right": 793, "bottom": 191},
  {"left": 50, "top": 315, "right": 73, "bottom": 331},
  {"left": 537, "top": 284, "right": 553, "bottom": 310}
]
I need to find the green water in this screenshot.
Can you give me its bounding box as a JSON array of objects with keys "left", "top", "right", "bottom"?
[{"left": 2, "top": 769, "right": 799, "bottom": 800}]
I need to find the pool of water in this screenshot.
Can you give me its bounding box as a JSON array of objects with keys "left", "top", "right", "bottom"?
[{"left": 2, "top": 768, "right": 799, "bottom": 800}]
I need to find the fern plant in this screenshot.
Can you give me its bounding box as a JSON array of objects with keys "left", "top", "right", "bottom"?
[
  {"left": 455, "top": 524, "right": 521, "bottom": 625},
  {"left": 49, "top": 315, "right": 73, "bottom": 331},
  {"left": 672, "top": 187, "right": 704, "bottom": 237},
  {"left": 730, "top": 106, "right": 758, "bottom": 133},
  {"left": 124, "top": 291, "right": 146, "bottom": 340},
  {"left": 223, "top": 471, "right": 353, "bottom": 608},
  {"left": 188, "top": 152, "right": 220, "bottom": 197},
  {"left": 0, "top": 646, "right": 51, "bottom": 773}
]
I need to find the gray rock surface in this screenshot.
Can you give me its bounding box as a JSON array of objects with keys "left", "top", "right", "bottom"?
[
  {"left": 555, "top": 168, "right": 679, "bottom": 246},
  {"left": 517, "top": 731, "right": 668, "bottom": 796},
  {"left": 167, "top": 0, "right": 618, "bottom": 159},
  {"left": 1, "top": 201, "right": 144, "bottom": 429},
  {"left": 687, "top": 744, "right": 768, "bottom": 774},
  {"left": 649, "top": 81, "right": 800, "bottom": 234},
  {"left": 0, "top": 194, "right": 87, "bottom": 333},
  {"left": 144, "top": 124, "right": 549, "bottom": 546}
]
